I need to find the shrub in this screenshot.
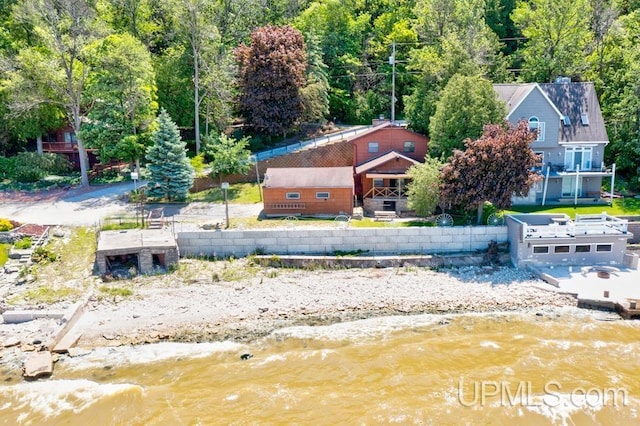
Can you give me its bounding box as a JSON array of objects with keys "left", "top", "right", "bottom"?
[
  {"left": 0, "top": 218, "right": 13, "bottom": 232},
  {"left": 32, "top": 246, "right": 60, "bottom": 263},
  {"left": 14, "top": 237, "right": 32, "bottom": 249},
  {"left": 12, "top": 152, "right": 72, "bottom": 182}
]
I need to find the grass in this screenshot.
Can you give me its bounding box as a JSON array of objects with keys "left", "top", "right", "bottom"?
[
  {"left": 99, "top": 285, "right": 134, "bottom": 298},
  {"left": 13, "top": 285, "right": 80, "bottom": 304},
  {"left": 506, "top": 197, "right": 640, "bottom": 218},
  {"left": 188, "top": 182, "right": 262, "bottom": 204},
  {"left": 0, "top": 243, "right": 10, "bottom": 266}
]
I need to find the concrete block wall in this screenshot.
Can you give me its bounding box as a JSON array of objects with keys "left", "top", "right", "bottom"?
[{"left": 177, "top": 226, "right": 508, "bottom": 258}]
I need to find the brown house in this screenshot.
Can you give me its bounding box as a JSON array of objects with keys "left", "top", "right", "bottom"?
[
  {"left": 37, "top": 125, "right": 98, "bottom": 169},
  {"left": 262, "top": 167, "right": 354, "bottom": 217},
  {"left": 351, "top": 122, "right": 428, "bottom": 214}
]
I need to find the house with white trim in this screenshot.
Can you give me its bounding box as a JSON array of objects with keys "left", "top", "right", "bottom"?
[{"left": 494, "top": 80, "right": 614, "bottom": 205}]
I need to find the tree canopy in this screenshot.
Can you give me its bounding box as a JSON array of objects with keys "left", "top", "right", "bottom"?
[
  {"left": 406, "top": 156, "right": 443, "bottom": 217},
  {"left": 0, "top": 0, "right": 639, "bottom": 188},
  {"left": 428, "top": 74, "right": 506, "bottom": 159},
  {"left": 235, "top": 25, "right": 307, "bottom": 137},
  {"left": 439, "top": 121, "right": 540, "bottom": 224}
]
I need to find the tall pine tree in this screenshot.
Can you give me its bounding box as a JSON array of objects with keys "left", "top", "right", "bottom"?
[{"left": 146, "top": 109, "right": 194, "bottom": 201}]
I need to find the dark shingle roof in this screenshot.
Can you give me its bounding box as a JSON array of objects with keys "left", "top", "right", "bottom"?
[
  {"left": 263, "top": 167, "right": 353, "bottom": 188},
  {"left": 538, "top": 82, "right": 608, "bottom": 143},
  {"left": 493, "top": 82, "right": 608, "bottom": 143}
]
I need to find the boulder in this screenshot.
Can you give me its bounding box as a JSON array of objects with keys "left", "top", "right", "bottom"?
[{"left": 23, "top": 352, "right": 53, "bottom": 379}]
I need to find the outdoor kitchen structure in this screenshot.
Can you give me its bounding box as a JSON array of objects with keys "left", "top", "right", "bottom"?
[
  {"left": 95, "top": 229, "right": 179, "bottom": 276},
  {"left": 506, "top": 213, "right": 634, "bottom": 268}
]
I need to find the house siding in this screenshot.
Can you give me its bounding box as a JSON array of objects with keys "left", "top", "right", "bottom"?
[
  {"left": 352, "top": 128, "right": 427, "bottom": 166},
  {"left": 263, "top": 187, "right": 353, "bottom": 216},
  {"left": 508, "top": 88, "right": 560, "bottom": 149}
]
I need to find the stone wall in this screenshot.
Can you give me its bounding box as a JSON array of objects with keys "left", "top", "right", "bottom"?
[{"left": 176, "top": 226, "right": 508, "bottom": 258}]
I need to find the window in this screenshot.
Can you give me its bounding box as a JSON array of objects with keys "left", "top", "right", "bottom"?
[
  {"left": 575, "top": 245, "right": 591, "bottom": 253},
  {"left": 528, "top": 116, "right": 545, "bottom": 141},
  {"left": 403, "top": 141, "right": 415, "bottom": 153},
  {"left": 563, "top": 115, "right": 571, "bottom": 126},
  {"left": 596, "top": 244, "right": 612, "bottom": 252},
  {"left": 368, "top": 142, "right": 379, "bottom": 153},
  {"left": 285, "top": 192, "right": 300, "bottom": 200},
  {"left": 580, "top": 113, "right": 589, "bottom": 126},
  {"left": 554, "top": 245, "right": 570, "bottom": 253},
  {"left": 533, "top": 246, "right": 549, "bottom": 254},
  {"left": 64, "top": 132, "right": 77, "bottom": 143},
  {"left": 316, "top": 192, "right": 330, "bottom": 199},
  {"left": 564, "top": 146, "right": 592, "bottom": 171},
  {"left": 373, "top": 178, "right": 384, "bottom": 187}
]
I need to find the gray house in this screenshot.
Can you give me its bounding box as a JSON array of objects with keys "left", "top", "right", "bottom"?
[{"left": 494, "top": 80, "right": 614, "bottom": 205}]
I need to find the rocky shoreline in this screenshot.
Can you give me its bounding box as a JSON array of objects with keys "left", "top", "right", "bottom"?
[{"left": 1, "top": 262, "right": 578, "bottom": 381}]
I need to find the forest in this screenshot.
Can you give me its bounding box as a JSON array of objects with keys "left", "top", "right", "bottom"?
[{"left": 0, "top": 0, "right": 639, "bottom": 188}]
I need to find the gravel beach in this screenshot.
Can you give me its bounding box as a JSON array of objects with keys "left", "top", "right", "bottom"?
[{"left": 70, "top": 260, "right": 577, "bottom": 347}]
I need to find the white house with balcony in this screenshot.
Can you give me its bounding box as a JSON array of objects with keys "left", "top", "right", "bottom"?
[{"left": 494, "top": 80, "right": 614, "bottom": 205}]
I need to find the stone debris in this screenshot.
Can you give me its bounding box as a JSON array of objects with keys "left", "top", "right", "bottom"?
[{"left": 23, "top": 351, "right": 53, "bottom": 380}]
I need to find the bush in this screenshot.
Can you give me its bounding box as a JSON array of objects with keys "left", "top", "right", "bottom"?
[
  {"left": 0, "top": 218, "right": 13, "bottom": 232},
  {"left": 12, "top": 152, "right": 72, "bottom": 182},
  {"left": 32, "top": 246, "right": 60, "bottom": 263},
  {"left": 14, "top": 237, "right": 32, "bottom": 249}
]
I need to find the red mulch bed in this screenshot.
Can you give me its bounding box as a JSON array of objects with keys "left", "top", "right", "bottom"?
[{"left": 11, "top": 223, "right": 50, "bottom": 237}]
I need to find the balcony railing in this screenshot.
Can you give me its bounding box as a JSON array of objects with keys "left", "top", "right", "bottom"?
[
  {"left": 544, "top": 163, "right": 613, "bottom": 174},
  {"left": 363, "top": 187, "right": 407, "bottom": 199},
  {"left": 41, "top": 142, "right": 77, "bottom": 152}
]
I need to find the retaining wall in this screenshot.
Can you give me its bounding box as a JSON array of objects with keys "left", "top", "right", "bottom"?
[{"left": 177, "top": 226, "right": 508, "bottom": 258}]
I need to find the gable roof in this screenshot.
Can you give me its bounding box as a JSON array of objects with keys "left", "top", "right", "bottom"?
[
  {"left": 493, "top": 82, "right": 608, "bottom": 143},
  {"left": 263, "top": 167, "right": 353, "bottom": 188},
  {"left": 538, "top": 82, "right": 608, "bottom": 143},
  {"left": 355, "top": 151, "right": 420, "bottom": 174},
  {"left": 493, "top": 83, "right": 564, "bottom": 119}
]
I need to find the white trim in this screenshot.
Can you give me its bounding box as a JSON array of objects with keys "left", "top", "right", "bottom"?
[{"left": 285, "top": 192, "right": 300, "bottom": 200}]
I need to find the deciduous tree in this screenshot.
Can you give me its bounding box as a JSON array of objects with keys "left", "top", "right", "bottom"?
[
  {"left": 203, "top": 133, "right": 251, "bottom": 183},
  {"left": 235, "top": 25, "right": 307, "bottom": 137},
  {"left": 146, "top": 109, "right": 194, "bottom": 201},
  {"left": 511, "top": 0, "right": 593, "bottom": 82},
  {"left": 439, "top": 121, "right": 540, "bottom": 224},
  {"left": 9, "top": 0, "right": 109, "bottom": 187},
  {"left": 406, "top": 156, "right": 443, "bottom": 217}
]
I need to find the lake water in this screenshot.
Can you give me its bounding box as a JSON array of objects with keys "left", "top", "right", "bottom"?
[{"left": 2, "top": 308, "right": 639, "bottom": 425}]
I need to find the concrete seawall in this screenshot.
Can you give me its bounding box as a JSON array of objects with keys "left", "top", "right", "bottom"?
[{"left": 177, "top": 226, "right": 508, "bottom": 258}]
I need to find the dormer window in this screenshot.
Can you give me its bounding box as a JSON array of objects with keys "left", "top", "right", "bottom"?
[
  {"left": 580, "top": 113, "right": 589, "bottom": 126},
  {"left": 528, "top": 116, "right": 545, "bottom": 141}
]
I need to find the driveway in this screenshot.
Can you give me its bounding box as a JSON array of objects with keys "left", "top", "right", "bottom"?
[{"left": 0, "top": 182, "right": 264, "bottom": 227}]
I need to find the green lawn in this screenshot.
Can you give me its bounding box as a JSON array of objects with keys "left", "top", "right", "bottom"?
[
  {"left": 506, "top": 197, "right": 640, "bottom": 218},
  {"left": 188, "top": 182, "right": 262, "bottom": 204}
]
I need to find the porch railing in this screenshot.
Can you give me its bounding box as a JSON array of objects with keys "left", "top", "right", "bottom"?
[{"left": 363, "top": 187, "right": 407, "bottom": 199}]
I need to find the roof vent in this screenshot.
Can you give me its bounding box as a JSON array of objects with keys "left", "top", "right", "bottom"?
[
  {"left": 580, "top": 113, "right": 589, "bottom": 126},
  {"left": 555, "top": 76, "right": 571, "bottom": 84}
]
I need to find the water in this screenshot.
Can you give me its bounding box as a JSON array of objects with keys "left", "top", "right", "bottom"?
[{"left": 2, "top": 309, "right": 639, "bottom": 425}]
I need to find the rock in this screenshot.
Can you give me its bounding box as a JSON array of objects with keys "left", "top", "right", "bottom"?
[
  {"left": 240, "top": 353, "right": 253, "bottom": 360},
  {"left": 2, "top": 337, "right": 21, "bottom": 348},
  {"left": 23, "top": 352, "right": 53, "bottom": 380}
]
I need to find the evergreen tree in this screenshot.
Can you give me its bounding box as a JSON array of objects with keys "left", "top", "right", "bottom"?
[{"left": 146, "top": 109, "right": 194, "bottom": 201}]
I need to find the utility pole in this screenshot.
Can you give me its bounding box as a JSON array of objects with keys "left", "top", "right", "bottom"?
[{"left": 389, "top": 41, "right": 396, "bottom": 123}]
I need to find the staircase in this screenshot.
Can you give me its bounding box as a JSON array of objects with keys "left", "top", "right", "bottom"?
[{"left": 147, "top": 208, "right": 165, "bottom": 229}]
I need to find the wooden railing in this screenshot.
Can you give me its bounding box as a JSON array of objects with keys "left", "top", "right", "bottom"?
[
  {"left": 42, "top": 142, "right": 77, "bottom": 152},
  {"left": 363, "top": 187, "right": 407, "bottom": 199}
]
